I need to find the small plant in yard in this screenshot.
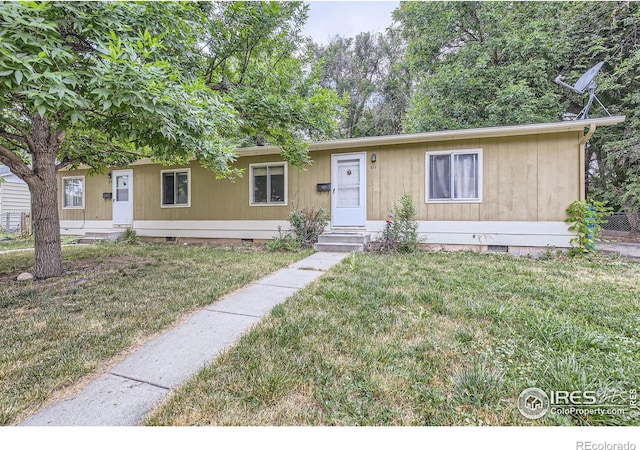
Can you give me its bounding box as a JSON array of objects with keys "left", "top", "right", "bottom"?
[
  {"left": 566, "top": 200, "right": 612, "bottom": 255},
  {"left": 122, "top": 228, "right": 139, "bottom": 244},
  {"left": 368, "top": 193, "right": 419, "bottom": 253},
  {"left": 267, "top": 207, "right": 329, "bottom": 251},
  {"left": 61, "top": 235, "right": 80, "bottom": 245},
  {"left": 452, "top": 357, "right": 505, "bottom": 407},
  {"left": 265, "top": 226, "right": 301, "bottom": 252}
]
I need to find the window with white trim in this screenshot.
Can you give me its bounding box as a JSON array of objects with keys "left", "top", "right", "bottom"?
[
  {"left": 426, "top": 149, "right": 482, "bottom": 202},
  {"left": 62, "top": 176, "right": 85, "bottom": 209},
  {"left": 250, "top": 163, "right": 287, "bottom": 205},
  {"left": 161, "top": 169, "right": 190, "bottom": 207}
]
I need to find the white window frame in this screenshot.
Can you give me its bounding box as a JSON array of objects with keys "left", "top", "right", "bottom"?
[
  {"left": 62, "top": 176, "right": 85, "bottom": 209},
  {"left": 425, "top": 149, "right": 483, "bottom": 203},
  {"left": 249, "top": 162, "right": 288, "bottom": 206},
  {"left": 160, "top": 168, "right": 191, "bottom": 208}
]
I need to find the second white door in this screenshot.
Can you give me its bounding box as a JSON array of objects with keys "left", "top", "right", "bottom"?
[
  {"left": 331, "top": 153, "right": 366, "bottom": 227},
  {"left": 112, "top": 169, "right": 133, "bottom": 226}
]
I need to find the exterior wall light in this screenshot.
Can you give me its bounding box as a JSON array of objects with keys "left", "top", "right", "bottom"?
[{"left": 371, "top": 153, "right": 377, "bottom": 163}]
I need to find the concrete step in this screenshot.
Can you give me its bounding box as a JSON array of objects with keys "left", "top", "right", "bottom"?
[
  {"left": 315, "top": 232, "right": 370, "bottom": 252},
  {"left": 314, "top": 242, "right": 365, "bottom": 253},
  {"left": 317, "top": 232, "right": 371, "bottom": 245}
]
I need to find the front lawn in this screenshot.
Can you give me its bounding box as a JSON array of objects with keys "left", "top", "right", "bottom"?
[
  {"left": 0, "top": 243, "right": 308, "bottom": 425},
  {"left": 0, "top": 237, "right": 34, "bottom": 251},
  {"left": 147, "top": 251, "right": 640, "bottom": 426},
  {"left": 0, "top": 235, "right": 78, "bottom": 252}
]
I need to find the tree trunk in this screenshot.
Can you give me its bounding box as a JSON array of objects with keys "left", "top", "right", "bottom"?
[
  {"left": 30, "top": 173, "right": 63, "bottom": 279},
  {"left": 27, "top": 116, "right": 64, "bottom": 279}
]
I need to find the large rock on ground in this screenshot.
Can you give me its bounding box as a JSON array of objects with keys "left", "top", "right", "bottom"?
[{"left": 17, "top": 272, "right": 34, "bottom": 281}]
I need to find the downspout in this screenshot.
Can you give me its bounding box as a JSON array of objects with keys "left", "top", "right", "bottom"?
[
  {"left": 580, "top": 123, "right": 596, "bottom": 146},
  {"left": 578, "top": 123, "right": 596, "bottom": 201}
]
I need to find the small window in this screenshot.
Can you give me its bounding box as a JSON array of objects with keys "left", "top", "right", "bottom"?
[
  {"left": 161, "top": 169, "right": 190, "bottom": 207},
  {"left": 115, "top": 173, "right": 129, "bottom": 202},
  {"left": 62, "top": 176, "right": 85, "bottom": 209},
  {"left": 250, "top": 163, "right": 287, "bottom": 205},
  {"left": 426, "top": 149, "right": 482, "bottom": 202}
]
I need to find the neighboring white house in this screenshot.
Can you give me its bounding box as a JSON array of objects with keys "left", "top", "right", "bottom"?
[{"left": 0, "top": 165, "right": 31, "bottom": 233}]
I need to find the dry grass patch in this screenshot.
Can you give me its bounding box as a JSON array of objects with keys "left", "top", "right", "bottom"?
[{"left": 0, "top": 242, "right": 308, "bottom": 425}]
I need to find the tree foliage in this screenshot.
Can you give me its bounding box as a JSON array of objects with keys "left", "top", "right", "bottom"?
[
  {"left": 0, "top": 1, "right": 340, "bottom": 278},
  {"left": 395, "top": 1, "right": 570, "bottom": 131},
  {"left": 202, "top": 2, "right": 340, "bottom": 166},
  {"left": 395, "top": 1, "right": 640, "bottom": 216},
  {"left": 311, "top": 30, "right": 410, "bottom": 138},
  {"left": 0, "top": 1, "right": 240, "bottom": 176},
  {"left": 565, "top": 2, "right": 640, "bottom": 216}
]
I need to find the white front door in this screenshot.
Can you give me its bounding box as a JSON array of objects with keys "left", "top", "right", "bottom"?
[
  {"left": 112, "top": 169, "right": 133, "bottom": 226},
  {"left": 332, "top": 153, "right": 366, "bottom": 227}
]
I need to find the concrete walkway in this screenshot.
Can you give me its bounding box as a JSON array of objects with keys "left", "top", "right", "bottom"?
[{"left": 20, "top": 251, "right": 349, "bottom": 426}]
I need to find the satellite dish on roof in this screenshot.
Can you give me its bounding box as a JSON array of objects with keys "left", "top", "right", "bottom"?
[
  {"left": 571, "top": 61, "right": 604, "bottom": 94},
  {"left": 555, "top": 61, "right": 611, "bottom": 120}
]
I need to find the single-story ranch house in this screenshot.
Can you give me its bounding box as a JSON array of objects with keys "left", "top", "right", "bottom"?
[{"left": 58, "top": 116, "right": 625, "bottom": 254}]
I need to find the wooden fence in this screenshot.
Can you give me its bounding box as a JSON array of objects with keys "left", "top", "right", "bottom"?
[{"left": 1, "top": 211, "right": 31, "bottom": 236}]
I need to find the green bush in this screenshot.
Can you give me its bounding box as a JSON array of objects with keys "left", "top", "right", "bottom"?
[
  {"left": 288, "top": 207, "right": 330, "bottom": 248},
  {"left": 369, "top": 193, "right": 419, "bottom": 253},
  {"left": 565, "top": 200, "right": 612, "bottom": 255},
  {"left": 267, "top": 207, "right": 329, "bottom": 252}
]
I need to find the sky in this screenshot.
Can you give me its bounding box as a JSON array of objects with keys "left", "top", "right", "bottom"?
[{"left": 302, "top": 1, "right": 400, "bottom": 44}]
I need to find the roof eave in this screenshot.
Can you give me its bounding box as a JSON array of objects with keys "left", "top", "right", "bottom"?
[
  {"left": 237, "top": 116, "right": 626, "bottom": 157},
  {"left": 61, "top": 116, "right": 626, "bottom": 170}
]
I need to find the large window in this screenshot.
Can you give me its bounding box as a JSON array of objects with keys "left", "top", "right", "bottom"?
[
  {"left": 161, "top": 169, "right": 190, "bottom": 207},
  {"left": 62, "top": 176, "right": 85, "bottom": 209},
  {"left": 426, "top": 149, "right": 482, "bottom": 202},
  {"left": 250, "top": 163, "right": 287, "bottom": 205}
]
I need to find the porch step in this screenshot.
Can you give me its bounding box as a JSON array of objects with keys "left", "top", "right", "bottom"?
[
  {"left": 314, "top": 232, "right": 370, "bottom": 252},
  {"left": 78, "top": 231, "right": 124, "bottom": 244}
]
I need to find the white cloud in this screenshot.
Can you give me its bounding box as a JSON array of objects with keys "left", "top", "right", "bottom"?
[{"left": 303, "top": 1, "right": 400, "bottom": 44}]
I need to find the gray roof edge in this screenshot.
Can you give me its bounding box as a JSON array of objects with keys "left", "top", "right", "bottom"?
[
  {"left": 61, "top": 116, "right": 626, "bottom": 169},
  {"left": 237, "top": 115, "right": 626, "bottom": 156}
]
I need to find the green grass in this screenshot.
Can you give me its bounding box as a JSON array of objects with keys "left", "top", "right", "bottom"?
[
  {"left": 0, "top": 242, "right": 309, "bottom": 425},
  {"left": 0, "top": 236, "right": 34, "bottom": 251},
  {"left": 0, "top": 235, "right": 78, "bottom": 251},
  {"left": 146, "top": 251, "right": 640, "bottom": 426}
]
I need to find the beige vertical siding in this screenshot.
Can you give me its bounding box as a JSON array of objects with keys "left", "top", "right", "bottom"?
[
  {"left": 58, "top": 130, "right": 582, "bottom": 224},
  {"left": 58, "top": 169, "right": 112, "bottom": 221},
  {"left": 363, "top": 132, "right": 580, "bottom": 222}
]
